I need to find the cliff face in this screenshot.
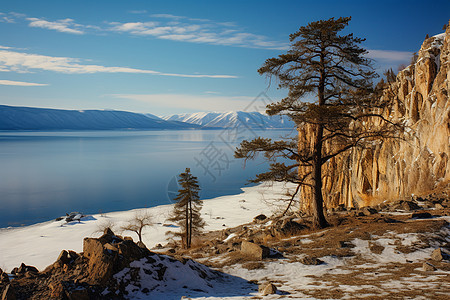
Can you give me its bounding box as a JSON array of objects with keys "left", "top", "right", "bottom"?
[{"left": 308, "top": 25, "right": 450, "bottom": 209}]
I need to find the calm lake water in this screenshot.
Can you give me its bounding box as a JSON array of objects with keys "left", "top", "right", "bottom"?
[{"left": 0, "top": 129, "right": 293, "bottom": 227}]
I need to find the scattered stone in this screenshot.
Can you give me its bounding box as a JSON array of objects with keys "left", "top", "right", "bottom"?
[
  {"left": 354, "top": 211, "right": 365, "bottom": 217},
  {"left": 435, "top": 203, "right": 444, "bottom": 209},
  {"left": 279, "top": 220, "right": 306, "bottom": 235},
  {"left": 361, "top": 207, "right": 378, "bottom": 216},
  {"left": 401, "top": 201, "right": 421, "bottom": 211},
  {"left": 103, "top": 227, "right": 115, "bottom": 236},
  {"left": 1, "top": 284, "right": 16, "bottom": 300},
  {"left": 423, "top": 262, "right": 437, "bottom": 271},
  {"left": 253, "top": 214, "right": 267, "bottom": 222},
  {"left": 381, "top": 217, "right": 402, "bottom": 223},
  {"left": 336, "top": 241, "right": 354, "bottom": 248},
  {"left": 300, "top": 256, "right": 324, "bottom": 265},
  {"left": 411, "top": 212, "right": 433, "bottom": 219},
  {"left": 240, "top": 241, "right": 270, "bottom": 260},
  {"left": 57, "top": 250, "right": 70, "bottom": 265},
  {"left": 431, "top": 248, "right": 444, "bottom": 261},
  {"left": 369, "top": 242, "right": 385, "bottom": 254},
  {"left": 259, "top": 282, "right": 277, "bottom": 296}
]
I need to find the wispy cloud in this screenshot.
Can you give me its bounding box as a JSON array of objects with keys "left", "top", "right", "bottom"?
[
  {"left": 0, "top": 79, "right": 48, "bottom": 86},
  {"left": 128, "top": 10, "right": 148, "bottom": 14},
  {"left": 110, "top": 93, "right": 256, "bottom": 112},
  {"left": 0, "top": 49, "right": 237, "bottom": 78},
  {"left": 26, "top": 17, "right": 85, "bottom": 34},
  {"left": 2, "top": 11, "right": 287, "bottom": 50},
  {"left": 0, "top": 12, "right": 15, "bottom": 23},
  {"left": 150, "top": 13, "right": 185, "bottom": 20},
  {"left": 367, "top": 50, "right": 412, "bottom": 62},
  {"left": 109, "top": 15, "right": 288, "bottom": 50}
]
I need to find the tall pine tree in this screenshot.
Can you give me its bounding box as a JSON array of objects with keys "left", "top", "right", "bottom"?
[
  {"left": 167, "top": 168, "right": 205, "bottom": 249},
  {"left": 236, "top": 17, "right": 400, "bottom": 228}
]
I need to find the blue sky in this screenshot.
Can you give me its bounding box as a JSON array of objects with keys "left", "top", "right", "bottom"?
[{"left": 0, "top": 0, "right": 449, "bottom": 115}]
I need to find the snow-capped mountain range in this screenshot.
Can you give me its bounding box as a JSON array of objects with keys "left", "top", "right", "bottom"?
[
  {"left": 0, "top": 105, "right": 294, "bottom": 130},
  {"left": 161, "top": 111, "right": 294, "bottom": 129}
]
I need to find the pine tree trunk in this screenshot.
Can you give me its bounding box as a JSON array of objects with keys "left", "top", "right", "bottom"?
[
  {"left": 189, "top": 198, "right": 193, "bottom": 248},
  {"left": 311, "top": 52, "right": 329, "bottom": 229},
  {"left": 311, "top": 123, "right": 329, "bottom": 228},
  {"left": 185, "top": 200, "right": 189, "bottom": 249}
]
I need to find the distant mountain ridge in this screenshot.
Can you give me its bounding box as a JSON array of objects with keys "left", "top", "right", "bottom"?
[
  {"left": 0, "top": 105, "right": 198, "bottom": 130},
  {"left": 0, "top": 105, "right": 295, "bottom": 130},
  {"left": 162, "top": 111, "right": 295, "bottom": 129}
]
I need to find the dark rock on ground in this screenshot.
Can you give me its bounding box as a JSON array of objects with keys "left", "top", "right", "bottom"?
[
  {"left": 300, "top": 256, "right": 324, "bottom": 265},
  {"left": 411, "top": 212, "right": 433, "bottom": 219},
  {"left": 361, "top": 207, "right": 378, "bottom": 216},
  {"left": 253, "top": 214, "right": 267, "bottom": 222}
]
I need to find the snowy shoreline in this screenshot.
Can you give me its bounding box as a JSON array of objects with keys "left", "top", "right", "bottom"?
[{"left": 0, "top": 182, "right": 295, "bottom": 271}]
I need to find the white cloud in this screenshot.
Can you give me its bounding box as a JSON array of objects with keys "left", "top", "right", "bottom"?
[
  {"left": 0, "top": 49, "right": 237, "bottom": 78},
  {"left": 109, "top": 16, "right": 288, "bottom": 50},
  {"left": 367, "top": 50, "right": 412, "bottom": 62},
  {"left": 110, "top": 93, "right": 256, "bottom": 112},
  {"left": 3, "top": 11, "right": 287, "bottom": 50},
  {"left": 0, "top": 79, "right": 48, "bottom": 86},
  {"left": 27, "top": 17, "right": 84, "bottom": 34}
]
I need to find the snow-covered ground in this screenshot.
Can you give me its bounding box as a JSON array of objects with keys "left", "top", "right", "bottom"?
[
  {"left": 1, "top": 182, "right": 449, "bottom": 299},
  {"left": 0, "top": 182, "right": 295, "bottom": 272}
]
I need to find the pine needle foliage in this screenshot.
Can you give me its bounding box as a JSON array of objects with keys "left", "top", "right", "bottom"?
[{"left": 167, "top": 168, "right": 205, "bottom": 249}]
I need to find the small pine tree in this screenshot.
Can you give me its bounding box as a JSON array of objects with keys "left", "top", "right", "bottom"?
[
  {"left": 383, "top": 68, "right": 396, "bottom": 83},
  {"left": 167, "top": 168, "right": 205, "bottom": 249}
]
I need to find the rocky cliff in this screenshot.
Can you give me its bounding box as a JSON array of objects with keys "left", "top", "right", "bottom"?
[{"left": 316, "top": 24, "right": 449, "bottom": 208}]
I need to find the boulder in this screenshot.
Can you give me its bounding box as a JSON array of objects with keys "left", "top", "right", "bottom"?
[
  {"left": 423, "top": 262, "right": 437, "bottom": 271},
  {"left": 253, "top": 214, "right": 267, "bottom": 222},
  {"left": 83, "top": 237, "right": 117, "bottom": 285},
  {"left": 240, "top": 241, "right": 270, "bottom": 260},
  {"left": 259, "top": 282, "right": 277, "bottom": 296},
  {"left": 57, "top": 250, "right": 71, "bottom": 265},
  {"left": 431, "top": 248, "right": 444, "bottom": 261}
]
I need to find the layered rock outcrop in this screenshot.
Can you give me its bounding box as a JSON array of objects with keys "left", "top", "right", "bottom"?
[{"left": 317, "top": 24, "right": 449, "bottom": 208}]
